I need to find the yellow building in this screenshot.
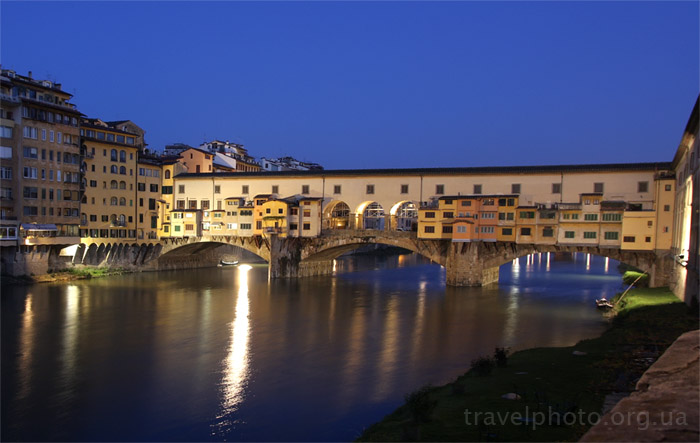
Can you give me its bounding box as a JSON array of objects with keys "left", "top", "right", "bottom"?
[
  {"left": 170, "top": 209, "right": 201, "bottom": 238},
  {"left": 136, "top": 155, "right": 163, "bottom": 240},
  {"left": 515, "top": 206, "right": 537, "bottom": 244},
  {"left": 80, "top": 119, "right": 143, "bottom": 242}
]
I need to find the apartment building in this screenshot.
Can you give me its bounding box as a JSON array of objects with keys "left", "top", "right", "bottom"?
[
  {"left": 1, "top": 69, "right": 82, "bottom": 246},
  {"left": 79, "top": 118, "right": 145, "bottom": 242}
]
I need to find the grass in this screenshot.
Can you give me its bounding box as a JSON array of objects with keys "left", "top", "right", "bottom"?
[
  {"left": 357, "top": 287, "right": 698, "bottom": 442},
  {"left": 64, "top": 267, "right": 126, "bottom": 278}
]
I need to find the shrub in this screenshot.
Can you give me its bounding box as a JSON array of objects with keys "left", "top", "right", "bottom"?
[
  {"left": 404, "top": 386, "right": 437, "bottom": 423},
  {"left": 470, "top": 356, "right": 496, "bottom": 376},
  {"left": 494, "top": 347, "right": 510, "bottom": 367}
]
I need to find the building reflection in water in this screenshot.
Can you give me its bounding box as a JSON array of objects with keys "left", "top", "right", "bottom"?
[
  {"left": 502, "top": 287, "right": 520, "bottom": 347},
  {"left": 17, "top": 295, "right": 35, "bottom": 401},
  {"left": 215, "top": 264, "right": 252, "bottom": 429},
  {"left": 60, "top": 285, "right": 80, "bottom": 396}
]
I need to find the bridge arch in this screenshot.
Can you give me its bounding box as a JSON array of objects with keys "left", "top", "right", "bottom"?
[
  {"left": 389, "top": 200, "right": 418, "bottom": 231},
  {"left": 298, "top": 232, "right": 448, "bottom": 267},
  {"left": 323, "top": 200, "right": 350, "bottom": 230},
  {"left": 356, "top": 201, "right": 385, "bottom": 231}
]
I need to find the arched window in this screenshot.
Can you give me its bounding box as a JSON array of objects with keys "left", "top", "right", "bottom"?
[
  {"left": 119, "top": 181, "right": 126, "bottom": 189},
  {"left": 119, "top": 197, "right": 126, "bottom": 206},
  {"left": 119, "top": 166, "right": 126, "bottom": 175},
  {"left": 111, "top": 149, "right": 118, "bottom": 161},
  {"left": 81, "top": 195, "right": 87, "bottom": 204},
  {"left": 110, "top": 180, "right": 118, "bottom": 189},
  {"left": 165, "top": 170, "right": 171, "bottom": 179},
  {"left": 64, "top": 152, "right": 71, "bottom": 163},
  {"left": 120, "top": 150, "right": 126, "bottom": 162},
  {"left": 111, "top": 165, "right": 118, "bottom": 174},
  {"left": 110, "top": 197, "right": 118, "bottom": 206},
  {"left": 65, "top": 172, "right": 71, "bottom": 183},
  {"left": 72, "top": 154, "right": 79, "bottom": 164},
  {"left": 119, "top": 214, "right": 126, "bottom": 223}
]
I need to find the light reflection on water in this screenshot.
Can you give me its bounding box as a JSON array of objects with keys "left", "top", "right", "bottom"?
[{"left": 1, "top": 252, "right": 623, "bottom": 442}]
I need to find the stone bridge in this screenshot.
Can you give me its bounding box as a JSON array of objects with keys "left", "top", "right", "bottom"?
[{"left": 66, "top": 229, "right": 673, "bottom": 287}]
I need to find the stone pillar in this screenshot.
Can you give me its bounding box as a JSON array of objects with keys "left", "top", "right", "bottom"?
[
  {"left": 268, "top": 235, "right": 333, "bottom": 279},
  {"left": 445, "top": 242, "right": 499, "bottom": 287},
  {"left": 648, "top": 253, "right": 674, "bottom": 288}
]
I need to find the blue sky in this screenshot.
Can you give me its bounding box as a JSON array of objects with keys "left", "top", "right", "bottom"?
[{"left": 2, "top": 1, "right": 698, "bottom": 169}]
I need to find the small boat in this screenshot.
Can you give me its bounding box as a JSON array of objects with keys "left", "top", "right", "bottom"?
[
  {"left": 218, "top": 260, "right": 239, "bottom": 267},
  {"left": 596, "top": 298, "right": 614, "bottom": 309}
]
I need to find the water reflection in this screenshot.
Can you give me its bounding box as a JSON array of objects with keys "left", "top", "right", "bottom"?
[
  {"left": 2, "top": 253, "right": 622, "bottom": 442},
  {"left": 214, "top": 264, "right": 252, "bottom": 433}
]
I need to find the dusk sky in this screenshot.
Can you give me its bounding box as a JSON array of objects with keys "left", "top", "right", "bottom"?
[{"left": 2, "top": 1, "right": 698, "bottom": 170}]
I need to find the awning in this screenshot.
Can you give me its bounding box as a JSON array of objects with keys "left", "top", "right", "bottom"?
[{"left": 21, "top": 223, "right": 58, "bottom": 231}]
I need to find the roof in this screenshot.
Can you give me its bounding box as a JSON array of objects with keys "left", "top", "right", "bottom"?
[{"left": 175, "top": 162, "right": 671, "bottom": 180}]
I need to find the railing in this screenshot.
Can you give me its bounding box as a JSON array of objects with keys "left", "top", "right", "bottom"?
[
  {"left": 264, "top": 227, "right": 284, "bottom": 234},
  {"left": 111, "top": 220, "right": 126, "bottom": 227}
]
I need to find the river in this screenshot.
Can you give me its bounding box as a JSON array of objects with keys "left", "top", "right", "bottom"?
[{"left": 1, "top": 252, "right": 622, "bottom": 441}]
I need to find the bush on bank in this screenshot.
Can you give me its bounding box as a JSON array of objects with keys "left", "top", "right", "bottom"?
[{"left": 357, "top": 288, "right": 698, "bottom": 442}]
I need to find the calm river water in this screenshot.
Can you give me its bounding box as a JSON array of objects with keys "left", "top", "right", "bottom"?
[{"left": 1, "top": 252, "right": 622, "bottom": 441}]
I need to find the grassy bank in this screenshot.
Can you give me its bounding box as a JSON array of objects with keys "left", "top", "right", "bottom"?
[{"left": 357, "top": 288, "right": 698, "bottom": 442}]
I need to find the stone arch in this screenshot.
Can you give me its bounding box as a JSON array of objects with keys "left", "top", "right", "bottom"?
[
  {"left": 355, "top": 201, "right": 385, "bottom": 231},
  {"left": 159, "top": 238, "right": 271, "bottom": 263},
  {"left": 323, "top": 200, "right": 350, "bottom": 230},
  {"left": 389, "top": 200, "right": 418, "bottom": 232},
  {"left": 299, "top": 233, "right": 448, "bottom": 266}
]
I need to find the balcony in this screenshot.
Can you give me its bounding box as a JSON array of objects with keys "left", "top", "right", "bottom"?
[
  {"left": 111, "top": 220, "right": 127, "bottom": 227},
  {"left": 0, "top": 93, "right": 20, "bottom": 106},
  {"left": 264, "top": 227, "right": 285, "bottom": 235},
  {"left": 558, "top": 203, "right": 581, "bottom": 210}
]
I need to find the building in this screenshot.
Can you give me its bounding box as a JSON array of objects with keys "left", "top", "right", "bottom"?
[
  {"left": 79, "top": 118, "right": 149, "bottom": 242},
  {"left": 670, "top": 97, "right": 699, "bottom": 304},
  {"left": 260, "top": 156, "right": 323, "bottom": 172},
  {"left": 198, "top": 140, "right": 260, "bottom": 172},
  {"left": 1, "top": 69, "right": 82, "bottom": 246}
]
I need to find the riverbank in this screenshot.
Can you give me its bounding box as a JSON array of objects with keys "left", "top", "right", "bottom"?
[
  {"left": 1, "top": 266, "right": 130, "bottom": 285},
  {"left": 357, "top": 288, "right": 698, "bottom": 442}
]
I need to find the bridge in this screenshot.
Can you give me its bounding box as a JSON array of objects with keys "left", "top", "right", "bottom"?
[{"left": 67, "top": 229, "right": 672, "bottom": 287}]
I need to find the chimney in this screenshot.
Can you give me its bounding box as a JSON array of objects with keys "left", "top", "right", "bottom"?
[
  {"left": 28, "top": 71, "right": 32, "bottom": 79},
  {"left": 55, "top": 83, "right": 62, "bottom": 90}
]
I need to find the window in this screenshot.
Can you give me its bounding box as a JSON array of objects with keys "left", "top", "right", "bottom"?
[
  {"left": 552, "top": 183, "right": 561, "bottom": 194},
  {"left": 119, "top": 197, "right": 126, "bottom": 206},
  {"left": 663, "top": 204, "right": 670, "bottom": 212},
  {"left": 443, "top": 212, "right": 454, "bottom": 219},
  {"left": 461, "top": 200, "right": 471, "bottom": 207},
  {"left": 0, "top": 166, "right": 11, "bottom": 179},
  {"left": 126, "top": 137, "right": 135, "bottom": 145},
  {"left": 366, "top": 184, "right": 374, "bottom": 194},
  {"left": 401, "top": 184, "right": 409, "bottom": 194},
  {"left": 424, "top": 212, "right": 435, "bottom": 219},
  {"left": 594, "top": 182, "right": 604, "bottom": 193},
  {"left": 442, "top": 226, "right": 453, "bottom": 234},
  {"left": 520, "top": 227, "right": 531, "bottom": 236},
  {"left": 583, "top": 231, "right": 597, "bottom": 239},
  {"left": 435, "top": 184, "right": 444, "bottom": 195},
  {"left": 240, "top": 223, "right": 252, "bottom": 230},
  {"left": 271, "top": 185, "right": 278, "bottom": 194},
  {"left": 242, "top": 185, "right": 249, "bottom": 194},
  {"left": 116, "top": 135, "right": 125, "bottom": 144},
  {"left": 111, "top": 180, "right": 118, "bottom": 189},
  {"left": 23, "top": 167, "right": 37, "bottom": 179},
  {"left": 303, "top": 223, "right": 311, "bottom": 231},
  {"left": 564, "top": 231, "right": 575, "bottom": 238},
  {"left": 584, "top": 214, "right": 598, "bottom": 221},
  {"left": 149, "top": 199, "right": 156, "bottom": 210},
  {"left": 23, "top": 206, "right": 38, "bottom": 216},
  {"left": 482, "top": 198, "right": 494, "bottom": 206},
  {"left": 645, "top": 236, "right": 652, "bottom": 243},
  {"left": 481, "top": 226, "right": 495, "bottom": 234},
  {"left": 119, "top": 166, "right": 126, "bottom": 175},
  {"left": 178, "top": 185, "right": 185, "bottom": 193},
  {"left": 481, "top": 213, "right": 495, "bottom": 219},
  {"left": 138, "top": 183, "right": 146, "bottom": 192},
  {"left": 333, "top": 185, "right": 341, "bottom": 194},
  {"left": 519, "top": 211, "right": 535, "bottom": 219},
  {"left": 604, "top": 231, "right": 619, "bottom": 240},
  {"left": 120, "top": 181, "right": 127, "bottom": 190},
  {"left": 647, "top": 220, "right": 653, "bottom": 227},
  {"left": 150, "top": 184, "right": 158, "bottom": 193},
  {"left": 23, "top": 147, "right": 38, "bottom": 158},
  {"left": 542, "top": 227, "right": 554, "bottom": 237},
  {"left": 456, "top": 225, "right": 467, "bottom": 233},
  {"left": 162, "top": 186, "right": 173, "bottom": 194},
  {"left": 501, "top": 228, "right": 513, "bottom": 236},
  {"left": 638, "top": 181, "right": 649, "bottom": 193},
  {"left": 0, "top": 126, "right": 13, "bottom": 138},
  {"left": 23, "top": 126, "right": 38, "bottom": 139},
  {"left": 302, "top": 185, "right": 309, "bottom": 194},
  {"left": 424, "top": 226, "right": 435, "bottom": 233},
  {"left": 665, "top": 184, "right": 672, "bottom": 191},
  {"left": 511, "top": 183, "right": 521, "bottom": 194},
  {"left": 120, "top": 151, "right": 126, "bottom": 162},
  {"left": 185, "top": 224, "right": 194, "bottom": 231},
  {"left": 602, "top": 213, "right": 622, "bottom": 221},
  {"left": 110, "top": 197, "right": 118, "bottom": 206},
  {"left": 303, "top": 210, "right": 311, "bottom": 217},
  {"left": 473, "top": 184, "right": 482, "bottom": 194},
  {"left": 23, "top": 187, "right": 38, "bottom": 199}
]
